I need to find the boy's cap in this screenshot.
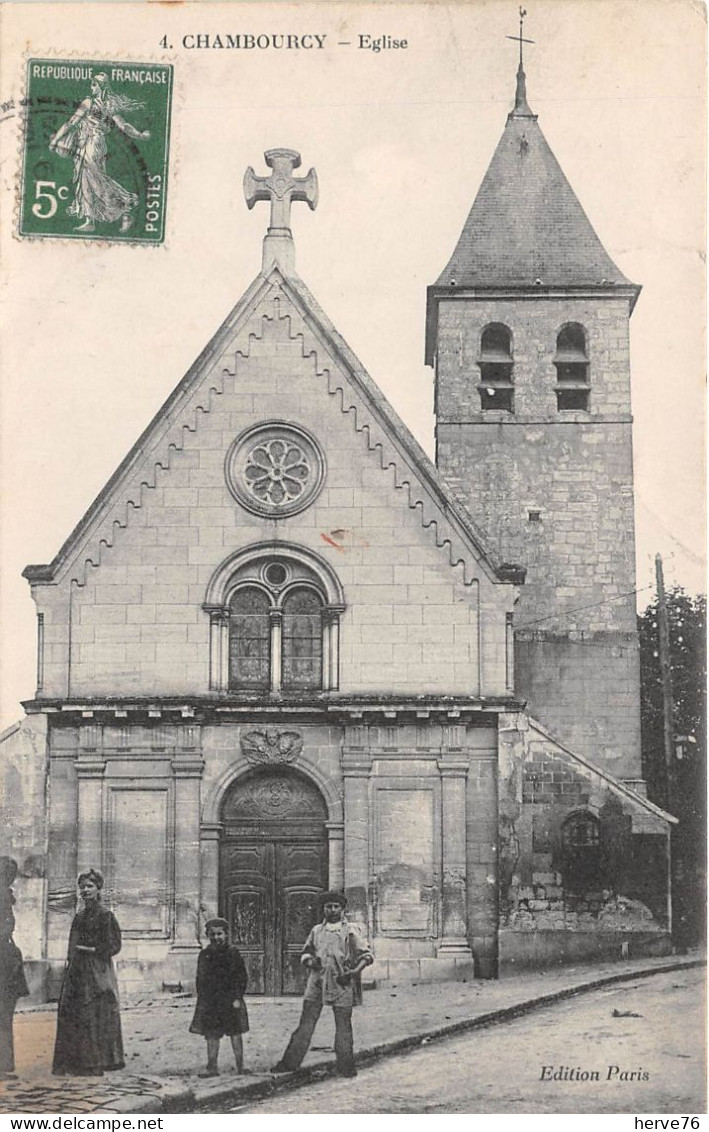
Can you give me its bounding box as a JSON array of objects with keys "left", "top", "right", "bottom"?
[
  {"left": 205, "top": 917, "right": 229, "bottom": 933},
  {"left": 319, "top": 891, "right": 347, "bottom": 908}
]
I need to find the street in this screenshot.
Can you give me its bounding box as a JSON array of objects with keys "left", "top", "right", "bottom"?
[{"left": 239, "top": 968, "right": 706, "bottom": 1114}]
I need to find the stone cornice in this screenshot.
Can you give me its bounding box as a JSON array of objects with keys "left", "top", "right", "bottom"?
[
  {"left": 170, "top": 756, "right": 206, "bottom": 778},
  {"left": 437, "top": 758, "right": 471, "bottom": 776},
  {"left": 437, "top": 415, "right": 633, "bottom": 427},
  {"left": 24, "top": 694, "right": 522, "bottom": 727},
  {"left": 75, "top": 757, "right": 106, "bottom": 778}
]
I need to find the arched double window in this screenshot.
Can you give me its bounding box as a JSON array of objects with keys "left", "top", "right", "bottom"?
[
  {"left": 478, "top": 323, "right": 514, "bottom": 412},
  {"left": 204, "top": 544, "right": 345, "bottom": 694},
  {"left": 228, "top": 584, "right": 324, "bottom": 692},
  {"left": 554, "top": 323, "right": 590, "bottom": 411}
]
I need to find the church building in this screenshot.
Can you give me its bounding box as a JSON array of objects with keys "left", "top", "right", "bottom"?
[{"left": 3, "top": 57, "right": 674, "bottom": 999}]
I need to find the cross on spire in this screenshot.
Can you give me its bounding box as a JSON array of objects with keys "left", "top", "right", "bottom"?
[
  {"left": 506, "top": 7, "right": 536, "bottom": 119},
  {"left": 506, "top": 6, "right": 534, "bottom": 69}
]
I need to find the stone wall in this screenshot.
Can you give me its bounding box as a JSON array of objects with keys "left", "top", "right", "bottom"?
[
  {"left": 465, "top": 742, "right": 498, "bottom": 976},
  {"left": 497, "top": 712, "right": 670, "bottom": 973},
  {"left": 344, "top": 718, "right": 496, "bottom": 982},
  {"left": 514, "top": 633, "right": 641, "bottom": 778},
  {"left": 38, "top": 713, "right": 501, "bottom": 994},
  {"left": 0, "top": 717, "right": 49, "bottom": 999},
  {"left": 434, "top": 295, "right": 641, "bottom": 774}
]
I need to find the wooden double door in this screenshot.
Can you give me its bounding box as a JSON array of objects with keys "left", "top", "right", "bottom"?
[{"left": 220, "top": 767, "right": 328, "bottom": 995}]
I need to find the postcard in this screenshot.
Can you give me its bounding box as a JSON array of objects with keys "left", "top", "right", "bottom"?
[{"left": 0, "top": 0, "right": 704, "bottom": 1119}]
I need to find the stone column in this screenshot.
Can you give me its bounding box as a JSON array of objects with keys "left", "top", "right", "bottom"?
[
  {"left": 200, "top": 822, "right": 222, "bottom": 930},
  {"left": 326, "top": 610, "right": 343, "bottom": 691},
  {"left": 76, "top": 755, "right": 105, "bottom": 874},
  {"left": 326, "top": 820, "right": 345, "bottom": 890},
  {"left": 171, "top": 755, "right": 204, "bottom": 952},
  {"left": 322, "top": 616, "right": 331, "bottom": 691},
  {"left": 208, "top": 610, "right": 229, "bottom": 691},
  {"left": 505, "top": 612, "right": 515, "bottom": 695},
  {"left": 270, "top": 610, "right": 283, "bottom": 692},
  {"left": 342, "top": 744, "right": 371, "bottom": 931},
  {"left": 437, "top": 757, "right": 473, "bottom": 957}
]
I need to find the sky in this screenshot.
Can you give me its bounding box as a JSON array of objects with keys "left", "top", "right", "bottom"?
[{"left": 0, "top": 0, "right": 705, "bottom": 728}]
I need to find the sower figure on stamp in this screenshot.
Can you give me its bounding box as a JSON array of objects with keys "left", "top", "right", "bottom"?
[
  {"left": 272, "top": 891, "right": 373, "bottom": 1079},
  {"left": 48, "top": 73, "right": 150, "bottom": 234},
  {"left": 189, "top": 918, "right": 249, "bottom": 1077}
]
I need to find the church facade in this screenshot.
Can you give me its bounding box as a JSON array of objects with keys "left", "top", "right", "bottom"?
[{"left": 3, "top": 65, "right": 673, "bottom": 999}]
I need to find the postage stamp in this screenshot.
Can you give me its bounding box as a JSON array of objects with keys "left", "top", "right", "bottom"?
[{"left": 19, "top": 58, "right": 173, "bottom": 244}]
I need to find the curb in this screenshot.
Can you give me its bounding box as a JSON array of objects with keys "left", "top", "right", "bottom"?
[{"left": 163, "top": 956, "right": 704, "bottom": 1114}]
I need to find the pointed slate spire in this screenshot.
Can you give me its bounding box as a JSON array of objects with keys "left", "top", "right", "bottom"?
[{"left": 432, "top": 52, "right": 635, "bottom": 293}]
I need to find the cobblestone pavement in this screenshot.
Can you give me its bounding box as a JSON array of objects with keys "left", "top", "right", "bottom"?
[{"left": 0, "top": 954, "right": 703, "bottom": 1114}]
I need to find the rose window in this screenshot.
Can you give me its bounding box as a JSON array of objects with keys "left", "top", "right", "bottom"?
[
  {"left": 244, "top": 437, "right": 310, "bottom": 507},
  {"left": 226, "top": 421, "right": 326, "bottom": 518}
]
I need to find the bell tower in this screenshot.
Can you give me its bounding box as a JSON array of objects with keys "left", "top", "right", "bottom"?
[{"left": 426, "top": 36, "right": 643, "bottom": 780}]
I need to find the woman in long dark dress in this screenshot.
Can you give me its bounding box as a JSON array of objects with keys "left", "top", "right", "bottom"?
[{"left": 52, "top": 869, "right": 124, "bottom": 1077}]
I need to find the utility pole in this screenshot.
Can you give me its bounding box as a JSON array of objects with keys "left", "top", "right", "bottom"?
[
  {"left": 655, "top": 553, "right": 685, "bottom": 950},
  {"left": 655, "top": 553, "right": 676, "bottom": 813}
]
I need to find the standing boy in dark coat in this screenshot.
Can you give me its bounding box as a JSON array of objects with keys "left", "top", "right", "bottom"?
[{"left": 189, "top": 918, "right": 248, "bottom": 1077}]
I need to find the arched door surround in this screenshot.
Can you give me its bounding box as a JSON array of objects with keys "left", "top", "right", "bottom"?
[{"left": 219, "top": 766, "right": 329, "bottom": 994}]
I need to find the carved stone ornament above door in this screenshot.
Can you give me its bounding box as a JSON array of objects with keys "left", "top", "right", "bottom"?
[{"left": 240, "top": 727, "right": 304, "bottom": 766}]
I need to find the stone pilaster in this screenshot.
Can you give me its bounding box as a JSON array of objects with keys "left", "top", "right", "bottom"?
[
  {"left": 342, "top": 751, "right": 371, "bottom": 930},
  {"left": 326, "top": 820, "right": 345, "bottom": 890},
  {"left": 76, "top": 756, "right": 105, "bottom": 874},
  {"left": 171, "top": 755, "right": 204, "bottom": 952},
  {"left": 200, "top": 822, "right": 222, "bottom": 928},
  {"left": 437, "top": 758, "right": 473, "bottom": 957}
]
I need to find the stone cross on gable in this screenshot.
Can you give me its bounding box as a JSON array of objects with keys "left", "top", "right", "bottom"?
[
  {"left": 243, "top": 148, "right": 318, "bottom": 274},
  {"left": 244, "top": 148, "right": 318, "bottom": 234}
]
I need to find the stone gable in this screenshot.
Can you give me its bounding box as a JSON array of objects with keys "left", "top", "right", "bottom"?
[{"left": 28, "top": 272, "right": 515, "bottom": 701}]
